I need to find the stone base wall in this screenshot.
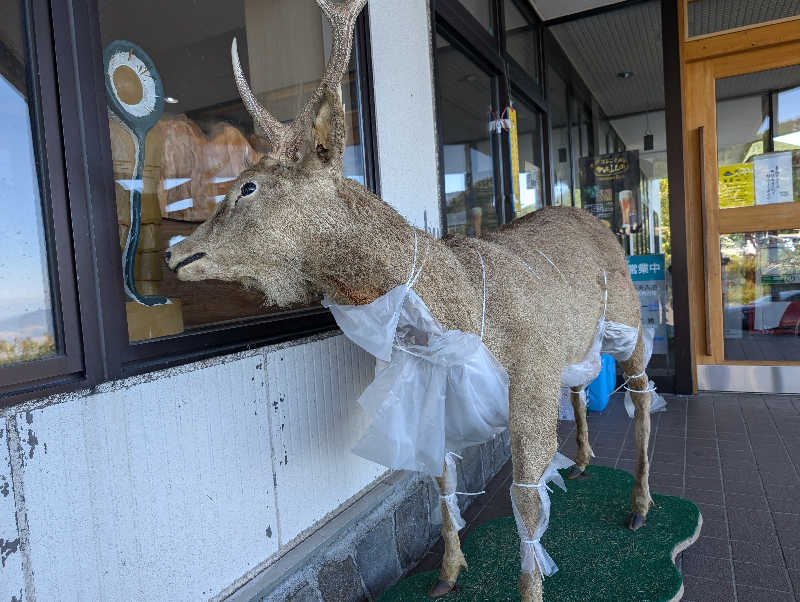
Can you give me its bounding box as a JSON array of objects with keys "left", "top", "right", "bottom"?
[{"left": 232, "top": 431, "right": 512, "bottom": 602}]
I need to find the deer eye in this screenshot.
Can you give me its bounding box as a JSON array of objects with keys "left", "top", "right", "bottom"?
[{"left": 240, "top": 182, "right": 257, "bottom": 197}]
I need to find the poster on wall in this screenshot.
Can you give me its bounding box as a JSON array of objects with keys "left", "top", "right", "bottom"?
[
  {"left": 754, "top": 152, "right": 793, "bottom": 205},
  {"left": 718, "top": 163, "right": 754, "bottom": 208},
  {"left": 627, "top": 254, "right": 668, "bottom": 355},
  {"left": 579, "top": 151, "right": 641, "bottom": 234}
]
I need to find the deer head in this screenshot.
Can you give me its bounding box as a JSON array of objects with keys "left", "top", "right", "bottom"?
[{"left": 165, "top": 0, "right": 369, "bottom": 306}]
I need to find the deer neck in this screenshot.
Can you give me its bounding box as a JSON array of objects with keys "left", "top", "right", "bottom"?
[{"left": 314, "top": 180, "right": 435, "bottom": 306}]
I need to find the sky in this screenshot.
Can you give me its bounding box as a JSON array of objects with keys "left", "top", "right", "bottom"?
[{"left": 0, "top": 73, "right": 53, "bottom": 329}]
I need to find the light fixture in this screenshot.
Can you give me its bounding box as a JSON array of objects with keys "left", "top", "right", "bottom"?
[
  {"left": 644, "top": 110, "right": 654, "bottom": 151},
  {"left": 617, "top": 71, "right": 634, "bottom": 79}
]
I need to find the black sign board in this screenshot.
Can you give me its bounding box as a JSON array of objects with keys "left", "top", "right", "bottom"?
[{"left": 579, "top": 151, "right": 642, "bottom": 235}]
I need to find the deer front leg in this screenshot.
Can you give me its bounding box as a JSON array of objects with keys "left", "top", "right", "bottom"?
[
  {"left": 619, "top": 332, "right": 653, "bottom": 531},
  {"left": 428, "top": 457, "right": 468, "bottom": 597},
  {"left": 568, "top": 386, "right": 593, "bottom": 479}
]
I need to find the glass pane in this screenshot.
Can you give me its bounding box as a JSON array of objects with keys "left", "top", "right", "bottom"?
[
  {"left": 437, "top": 35, "right": 498, "bottom": 237},
  {"left": 511, "top": 98, "right": 543, "bottom": 217},
  {"left": 717, "top": 65, "right": 800, "bottom": 208},
  {"left": 459, "top": 0, "right": 494, "bottom": 34},
  {"left": 548, "top": 67, "right": 571, "bottom": 206},
  {"left": 504, "top": 0, "right": 540, "bottom": 83},
  {"left": 721, "top": 229, "right": 800, "bottom": 361},
  {"left": 570, "top": 97, "right": 593, "bottom": 208},
  {"left": 99, "top": 0, "right": 368, "bottom": 342},
  {"left": 689, "top": 0, "right": 800, "bottom": 38},
  {"left": 0, "top": 2, "right": 56, "bottom": 367}
]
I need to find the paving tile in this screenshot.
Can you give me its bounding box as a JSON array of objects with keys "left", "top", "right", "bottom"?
[
  {"left": 686, "top": 476, "right": 723, "bottom": 492},
  {"left": 682, "top": 575, "right": 735, "bottom": 601},
  {"left": 650, "top": 461, "right": 684, "bottom": 476},
  {"left": 763, "top": 482, "right": 800, "bottom": 500},
  {"left": 686, "top": 488, "right": 724, "bottom": 506},
  {"left": 790, "top": 569, "right": 800, "bottom": 597},
  {"left": 767, "top": 498, "right": 799, "bottom": 514},
  {"left": 730, "top": 539, "right": 785, "bottom": 566},
  {"left": 724, "top": 478, "right": 763, "bottom": 495},
  {"left": 733, "top": 561, "right": 792, "bottom": 591},
  {"left": 651, "top": 473, "right": 684, "bottom": 489},
  {"left": 772, "top": 513, "right": 800, "bottom": 549},
  {"left": 696, "top": 503, "right": 725, "bottom": 522},
  {"left": 698, "top": 518, "right": 728, "bottom": 540},
  {"left": 735, "top": 585, "right": 796, "bottom": 601},
  {"left": 690, "top": 536, "right": 731, "bottom": 559},
  {"left": 724, "top": 492, "right": 769, "bottom": 510},
  {"left": 783, "top": 545, "right": 800, "bottom": 571},
  {"left": 683, "top": 552, "right": 734, "bottom": 581},
  {"left": 726, "top": 509, "right": 777, "bottom": 545}
]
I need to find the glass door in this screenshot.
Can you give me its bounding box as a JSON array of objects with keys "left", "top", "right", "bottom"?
[{"left": 683, "top": 19, "right": 800, "bottom": 392}]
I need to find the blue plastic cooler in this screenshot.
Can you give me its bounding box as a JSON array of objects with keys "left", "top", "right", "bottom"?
[{"left": 586, "top": 354, "right": 616, "bottom": 411}]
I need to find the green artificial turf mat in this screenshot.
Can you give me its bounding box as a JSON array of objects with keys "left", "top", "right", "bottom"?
[{"left": 379, "top": 465, "right": 701, "bottom": 602}]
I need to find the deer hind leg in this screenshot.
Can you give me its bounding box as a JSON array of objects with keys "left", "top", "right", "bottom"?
[
  {"left": 568, "top": 386, "right": 593, "bottom": 478},
  {"left": 618, "top": 330, "right": 653, "bottom": 531},
  {"left": 510, "top": 377, "right": 561, "bottom": 602},
  {"left": 428, "top": 458, "right": 468, "bottom": 597}
]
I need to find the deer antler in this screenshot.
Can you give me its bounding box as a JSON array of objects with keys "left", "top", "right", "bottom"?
[{"left": 232, "top": 0, "right": 368, "bottom": 165}]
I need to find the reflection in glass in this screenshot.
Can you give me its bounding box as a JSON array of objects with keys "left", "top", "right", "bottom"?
[
  {"left": 0, "top": 1, "right": 56, "bottom": 367},
  {"left": 504, "top": 0, "right": 539, "bottom": 83},
  {"left": 458, "top": 0, "right": 494, "bottom": 34},
  {"left": 100, "top": 0, "right": 368, "bottom": 341},
  {"left": 722, "top": 230, "right": 800, "bottom": 361},
  {"left": 511, "top": 99, "right": 543, "bottom": 218},
  {"left": 437, "top": 35, "right": 498, "bottom": 237},
  {"left": 717, "top": 66, "right": 800, "bottom": 208},
  {"left": 548, "top": 67, "right": 571, "bottom": 206}
]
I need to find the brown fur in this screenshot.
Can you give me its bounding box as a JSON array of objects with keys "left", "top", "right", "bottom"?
[{"left": 165, "top": 2, "right": 652, "bottom": 599}]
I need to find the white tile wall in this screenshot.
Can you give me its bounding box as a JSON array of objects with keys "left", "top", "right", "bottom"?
[
  {"left": 0, "top": 422, "right": 24, "bottom": 602},
  {"left": 268, "top": 335, "right": 385, "bottom": 545}
]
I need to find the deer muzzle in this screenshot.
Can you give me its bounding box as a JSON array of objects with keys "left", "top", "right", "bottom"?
[{"left": 166, "top": 251, "right": 207, "bottom": 273}]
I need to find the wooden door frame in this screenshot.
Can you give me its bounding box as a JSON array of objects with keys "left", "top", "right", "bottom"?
[{"left": 680, "top": 2, "right": 800, "bottom": 384}]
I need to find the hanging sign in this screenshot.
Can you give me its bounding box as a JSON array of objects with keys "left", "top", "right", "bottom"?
[
  {"left": 627, "top": 254, "right": 667, "bottom": 355},
  {"left": 754, "top": 152, "right": 793, "bottom": 205},
  {"left": 718, "top": 163, "right": 754, "bottom": 208},
  {"left": 508, "top": 107, "right": 521, "bottom": 213},
  {"left": 579, "top": 151, "right": 642, "bottom": 235}
]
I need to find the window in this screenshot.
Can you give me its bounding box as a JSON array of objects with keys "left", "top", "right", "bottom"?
[
  {"left": 98, "top": 0, "right": 372, "bottom": 343},
  {"left": 437, "top": 34, "right": 500, "bottom": 237},
  {"left": 0, "top": 0, "right": 86, "bottom": 398},
  {"left": 504, "top": 0, "right": 540, "bottom": 84},
  {"left": 510, "top": 98, "right": 544, "bottom": 217},
  {"left": 1, "top": 0, "right": 376, "bottom": 403},
  {"left": 458, "top": 0, "right": 495, "bottom": 34},
  {"left": 548, "top": 67, "right": 572, "bottom": 206}
]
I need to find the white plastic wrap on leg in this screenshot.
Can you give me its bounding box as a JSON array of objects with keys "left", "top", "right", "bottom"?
[
  {"left": 510, "top": 452, "right": 575, "bottom": 576},
  {"left": 438, "top": 452, "right": 465, "bottom": 530}
]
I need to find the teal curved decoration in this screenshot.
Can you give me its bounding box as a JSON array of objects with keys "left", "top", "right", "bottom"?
[{"left": 104, "top": 40, "right": 168, "bottom": 306}]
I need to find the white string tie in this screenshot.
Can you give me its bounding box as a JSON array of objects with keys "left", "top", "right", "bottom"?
[
  {"left": 437, "top": 451, "right": 485, "bottom": 531},
  {"left": 510, "top": 452, "right": 574, "bottom": 576},
  {"left": 518, "top": 258, "right": 541, "bottom": 280},
  {"left": 473, "top": 250, "right": 487, "bottom": 340},
  {"left": 534, "top": 248, "right": 567, "bottom": 284}
]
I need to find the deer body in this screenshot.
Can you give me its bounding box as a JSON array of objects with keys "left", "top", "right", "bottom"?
[{"left": 165, "top": 2, "right": 653, "bottom": 599}]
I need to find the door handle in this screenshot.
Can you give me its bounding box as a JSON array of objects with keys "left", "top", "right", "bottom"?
[{"left": 698, "top": 126, "right": 714, "bottom": 357}]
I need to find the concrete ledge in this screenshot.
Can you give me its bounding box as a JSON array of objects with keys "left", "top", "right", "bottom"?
[{"left": 225, "top": 431, "right": 511, "bottom": 602}]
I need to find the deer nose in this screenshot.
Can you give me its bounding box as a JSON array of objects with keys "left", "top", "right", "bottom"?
[{"left": 171, "top": 252, "right": 207, "bottom": 273}]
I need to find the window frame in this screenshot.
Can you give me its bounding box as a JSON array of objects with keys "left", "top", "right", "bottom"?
[
  {"left": 1, "top": 0, "right": 380, "bottom": 405},
  {"left": 0, "top": 0, "right": 93, "bottom": 403}
]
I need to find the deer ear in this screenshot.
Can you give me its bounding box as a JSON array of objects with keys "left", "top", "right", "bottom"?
[{"left": 310, "top": 91, "right": 345, "bottom": 169}]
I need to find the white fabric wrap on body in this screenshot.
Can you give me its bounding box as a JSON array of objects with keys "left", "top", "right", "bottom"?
[
  {"left": 322, "top": 278, "right": 509, "bottom": 477},
  {"left": 510, "top": 452, "right": 575, "bottom": 577}
]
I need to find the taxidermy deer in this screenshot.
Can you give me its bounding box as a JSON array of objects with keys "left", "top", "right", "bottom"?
[{"left": 165, "top": 1, "right": 653, "bottom": 600}]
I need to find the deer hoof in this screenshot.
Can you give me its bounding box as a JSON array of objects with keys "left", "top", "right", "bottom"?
[
  {"left": 428, "top": 579, "right": 456, "bottom": 597},
  {"left": 568, "top": 466, "right": 588, "bottom": 479},
  {"left": 628, "top": 513, "right": 647, "bottom": 531}
]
